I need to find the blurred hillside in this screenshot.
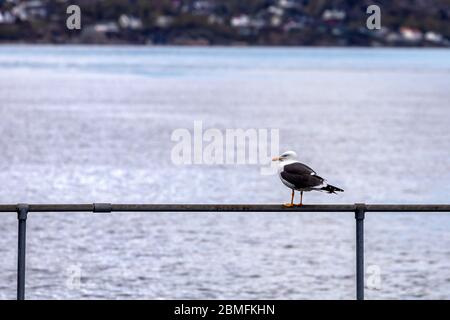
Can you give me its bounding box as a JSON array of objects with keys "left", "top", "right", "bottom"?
[{"left": 0, "top": 0, "right": 449, "bottom": 46}]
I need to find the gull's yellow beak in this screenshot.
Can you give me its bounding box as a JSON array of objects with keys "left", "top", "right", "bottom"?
[{"left": 272, "top": 156, "right": 280, "bottom": 161}]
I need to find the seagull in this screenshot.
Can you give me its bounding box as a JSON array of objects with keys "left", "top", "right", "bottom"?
[{"left": 272, "top": 151, "right": 343, "bottom": 207}]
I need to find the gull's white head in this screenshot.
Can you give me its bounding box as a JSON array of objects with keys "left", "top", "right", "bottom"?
[{"left": 272, "top": 151, "right": 297, "bottom": 162}]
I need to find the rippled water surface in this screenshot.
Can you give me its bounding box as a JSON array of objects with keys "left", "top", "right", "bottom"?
[{"left": 0, "top": 46, "right": 449, "bottom": 299}]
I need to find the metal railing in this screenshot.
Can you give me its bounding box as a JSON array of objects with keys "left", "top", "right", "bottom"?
[{"left": 1, "top": 203, "right": 449, "bottom": 300}]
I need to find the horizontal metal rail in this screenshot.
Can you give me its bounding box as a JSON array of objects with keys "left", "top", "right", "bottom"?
[
  {"left": 0, "top": 203, "right": 449, "bottom": 212},
  {"left": 1, "top": 203, "right": 449, "bottom": 301}
]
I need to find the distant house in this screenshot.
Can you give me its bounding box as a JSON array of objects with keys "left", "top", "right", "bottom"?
[
  {"left": 80, "top": 21, "right": 120, "bottom": 43},
  {"left": 399, "top": 27, "right": 423, "bottom": 42},
  {"left": 230, "top": 15, "right": 250, "bottom": 28},
  {"left": 93, "top": 22, "right": 119, "bottom": 34},
  {"left": 180, "top": 0, "right": 214, "bottom": 16},
  {"left": 385, "top": 31, "right": 402, "bottom": 44},
  {"left": 322, "top": 9, "right": 346, "bottom": 24},
  {"left": 266, "top": 5, "right": 285, "bottom": 27},
  {"left": 268, "top": 5, "right": 284, "bottom": 17},
  {"left": 283, "top": 19, "right": 304, "bottom": 32},
  {"left": 207, "top": 14, "right": 224, "bottom": 25},
  {"left": 424, "top": 31, "right": 443, "bottom": 43},
  {"left": 249, "top": 17, "right": 265, "bottom": 29},
  {"left": 118, "top": 14, "right": 142, "bottom": 30},
  {"left": 277, "top": 0, "right": 298, "bottom": 9},
  {"left": 192, "top": 0, "right": 214, "bottom": 15},
  {"left": 155, "top": 15, "right": 174, "bottom": 28},
  {"left": 270, "top": 15, "right": 282, "bottom": 27}
]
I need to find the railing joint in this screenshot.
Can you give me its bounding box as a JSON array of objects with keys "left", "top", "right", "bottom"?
[
  {"left": 16, "top": 203, "right": 29, "bottom": 220},
  {"left": 355, "top": 203, "right": 366, "bottom": 220},
  {"left": 93, "top": 203, "right": 112, "bottom": 213}
]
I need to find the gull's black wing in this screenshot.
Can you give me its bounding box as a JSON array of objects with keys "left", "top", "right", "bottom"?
[
  {"left": 281, "top": 162, "right": 324, "bottom": 188},
  {"left": 283, "top": 162, "right": 316, "bottom": 175}
]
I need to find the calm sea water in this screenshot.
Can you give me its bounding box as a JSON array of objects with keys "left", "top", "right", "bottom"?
[{"left": 0, "top": 46, "right": 449, "bottom": 299}]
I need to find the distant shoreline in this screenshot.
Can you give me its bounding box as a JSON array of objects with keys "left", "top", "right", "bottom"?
[{"left": 1, "top": 42, "right": 448, "bottom": 49}]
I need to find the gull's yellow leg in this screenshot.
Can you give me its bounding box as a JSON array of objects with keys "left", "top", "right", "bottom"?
[
  {"left": 283, "top": 189, "right": 295, "bottom": 208},
  {"left": 297, "top": 191, "right": 304, "bottom": 206}
]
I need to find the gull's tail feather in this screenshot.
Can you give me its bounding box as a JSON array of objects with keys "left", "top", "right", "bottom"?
[{"left": 321, "top": 184, "right": 344, "bottom": 194}]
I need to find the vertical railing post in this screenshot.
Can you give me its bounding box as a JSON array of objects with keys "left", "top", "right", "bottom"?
[
  {"left": 16, "top": 203, "right": 29, "bottom": 300},
  {"left": 355, "top": 203, "right": 365, "bottom": 300}
]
